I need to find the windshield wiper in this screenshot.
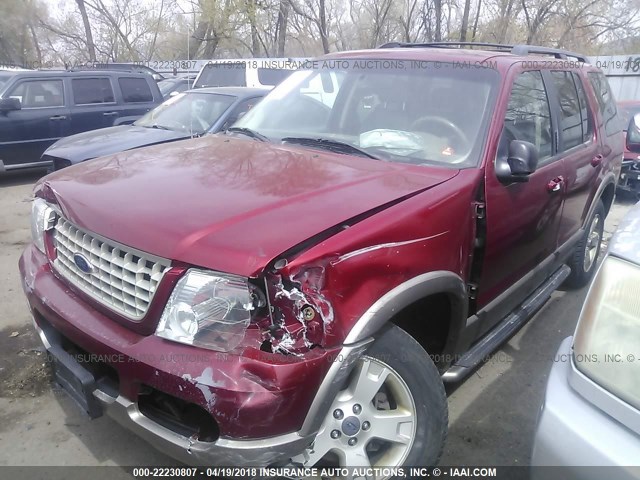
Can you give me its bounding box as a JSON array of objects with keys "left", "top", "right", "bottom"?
[
  {"left": 226, "top": 127, "right": 269, "bottom": 142},
  {"left": 148, "top": 124, "right": 173, "bottom": 131},
  {"left": 281, "top": 137, "right": 381, "bottom": 160}
]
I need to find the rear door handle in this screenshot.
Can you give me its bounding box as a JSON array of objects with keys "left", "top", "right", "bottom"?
[
  {"left": 49, "top": 115, "right": 67, "bottom": 121},
  {"left": 103, "top": 111, "right": 119, "bottom": 117},
  {"left": 591, "top": 154, "right": 603, "bottom": 167},
  {"left": 547, "top": 176, "right": 565, "bottom": 193}
]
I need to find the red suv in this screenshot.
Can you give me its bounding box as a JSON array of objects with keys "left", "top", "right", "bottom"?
[{"left": 20, "top": 43, "right": 622, "bottom": 472}]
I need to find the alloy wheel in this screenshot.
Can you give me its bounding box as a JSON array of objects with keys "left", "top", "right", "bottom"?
[
  {"left": 297, "top": 356, "right": 417, "bottom": 479},
  {"left": 583, "top": 213, "right": 601, "bottom": 273}
]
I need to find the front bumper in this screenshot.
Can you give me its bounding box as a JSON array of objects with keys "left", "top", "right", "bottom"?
[
  {"left": 19, "top": 243, "right": 348, "bottom": 465},
  {"left": 531, "top": 337, "right": 640, "bottom": 479},
  {"left": 618, "top": 161, "right": 640, "bottom": 195},
  {"left": 33, "top": 316, "right": 312, "bottom": 466}
]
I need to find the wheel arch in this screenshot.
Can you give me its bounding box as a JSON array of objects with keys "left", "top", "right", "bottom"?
[
  {"left": 585, "top": 174, "right": 616, "bottom": 226},
  {"left": 600, "top": 181, "right": 615, "bottom": 217},
  {"left": 343, "top": 271, "right": 469, "bottom": 369}
]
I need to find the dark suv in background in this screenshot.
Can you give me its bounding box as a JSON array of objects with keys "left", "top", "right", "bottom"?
[
  {"left": 21, "top": 43, "right": 622, "bottom": 472},
  {"left": 0, "top": 70, "right": 162, "bottom": 173}
]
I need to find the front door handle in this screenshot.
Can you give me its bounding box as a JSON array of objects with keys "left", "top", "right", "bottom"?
[
  {"left": 591, "top": 154, "right": 603, "bottom": 167},
  {"left": 49, "top": 115, "right": 67, "bottom": 121},
  {"left": 547, "top": 176, "right": 565, "bottom": 193},
  {"left": 103, "top": 111, "right": 118, "bottom": 117}
]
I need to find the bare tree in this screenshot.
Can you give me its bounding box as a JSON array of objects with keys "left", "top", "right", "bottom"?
[
  {"left": 275, "top": 0, "right": 290, "bottom": 55},
  {"left": 75, "top": 0, "right": 96, "bottom": 61},
  {"left": 460, "top": 0, "right": 471, "bottom": 41},
  {"left": 471, "top": 0, "right": 482, "bottom": 40},
  {"left": 289, "top": 0, "right": 332, "bottom": 53},
  {"left": 521, "top": 0, "right": 560, "bottom": 43},
  {"left": 399, "top": 0, "right": 420, "bottom": 42}
]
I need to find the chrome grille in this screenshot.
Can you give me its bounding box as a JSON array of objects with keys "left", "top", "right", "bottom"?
[{"left": 52, "top": 217, "right": 171, "bottom": 320}]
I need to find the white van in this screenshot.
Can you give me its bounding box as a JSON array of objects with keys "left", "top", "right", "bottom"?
[{"left": 193, "top": 58, "right": 301, "bottom": 89}]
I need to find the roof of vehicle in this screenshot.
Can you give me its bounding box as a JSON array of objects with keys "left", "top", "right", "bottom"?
[
  {"left": 5, "top": 70, "right": 154, "bottom": 79},
  {"left": 323, "top": 43, "right": 595, "bottom": 71},
  {"left": 187, "top": 86, "right": 270, "bottom": 97},
  {"left": 160, "top": 75, "right": 196, "bottom": 82}
]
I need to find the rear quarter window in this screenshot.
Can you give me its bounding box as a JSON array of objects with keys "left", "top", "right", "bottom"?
[
  {"left": 118, "top": 77, "right": 154, "bottom": 103},
  {"left": 257, "top": 68, "right": 293, "bottom": 86}
]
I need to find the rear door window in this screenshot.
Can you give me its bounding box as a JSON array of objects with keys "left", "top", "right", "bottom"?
[
  {"left": 118, "top": 77, "right": 154, "bottom": 103},
  {"left": 572, "top": 73, "right": 593, "bottom": 143},
  {"left": 549, "top": 71, "right": 583, "bottom": 151},
  {"left": 72, "top": 78, "right": 115, "bottom": 104},
  {"left": 8, "top": 79, "right": 64, "bottom": 108},
  {"left": 588, "top": 71, "right": 620, "bottom": 136}
]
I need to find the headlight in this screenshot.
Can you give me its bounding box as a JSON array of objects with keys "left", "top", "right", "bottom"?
[
  {"left": 155, "top": 269, "right": 255, "bottom": 352},
  {"left": 573, "top": 256, "right": 640, "bottom": 411},
  {"left": 30, "top": 198, "right": 56, "bottom": 253}
]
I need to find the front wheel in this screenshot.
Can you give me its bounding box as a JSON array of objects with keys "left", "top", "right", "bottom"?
[
  {"left": 564, "top": 199, "right": 605, "bottom": 289},
  {"left": 294, "top": 324, "right": 448, "bottom": 479}
]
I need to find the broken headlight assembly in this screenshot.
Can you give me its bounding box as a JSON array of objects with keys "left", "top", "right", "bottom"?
[
  {"left": 30, "top": 197, "right": 56, "bottom": 253},
  {"left": 573, "top": 256, "right": 640, "bottom": 411},
  {"left": 155, "top": 268, "right": 264, "bottom": 352}
]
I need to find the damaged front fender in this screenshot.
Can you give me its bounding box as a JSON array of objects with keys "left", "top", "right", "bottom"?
[{"left": 260, "top": 266, "right": 336, "bottom": 354}]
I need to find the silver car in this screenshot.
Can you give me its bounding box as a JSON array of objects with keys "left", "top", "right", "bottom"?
[
  {"left": 531, "top": 204, "right": 640, "bottom": 476},
  {"left": 532, "top": 113, "right": 640, "bottom": 478}
]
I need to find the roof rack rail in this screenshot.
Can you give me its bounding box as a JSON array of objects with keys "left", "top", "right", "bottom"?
[
  {"left": 379, "top": 41, "right": 513, "bottom": 51},
  {"left": 379, "top": 41, "right": 588, "bottom": 63},
  {"left": 510, "top": 45, "right": 587, "bottom": 63}
]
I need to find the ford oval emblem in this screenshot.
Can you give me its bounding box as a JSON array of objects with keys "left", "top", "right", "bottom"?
[{"left": 73, "top": 253, "right": 94, "bottom": 274}]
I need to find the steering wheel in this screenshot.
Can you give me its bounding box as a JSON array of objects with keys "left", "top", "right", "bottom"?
[{"left": 410, "top": 115, "right": 469, "bottom": 151}]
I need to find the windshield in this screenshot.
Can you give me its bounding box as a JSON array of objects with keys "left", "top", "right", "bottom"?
[
  {"left": 195, "top": 63, "right": 246, "bottom": 88},
  {"left": 158, "top": 79, "right": 181, "bottom": 95},
  {"left": 236, "top": 60, "right": 499, "bottom": 167},
  {"left": 134, "top": 92, "right": 236, "bottom": 134},
  {"left": 0, "top": 73, "right": 14, "bottom": 90}
]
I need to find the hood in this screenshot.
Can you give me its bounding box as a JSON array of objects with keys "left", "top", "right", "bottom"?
[
  {"left": 41, "top": 136, "right": 458, "bottom": 277},
  {"left": 44, "top": 125, "right": 190, "bottom": 164}
]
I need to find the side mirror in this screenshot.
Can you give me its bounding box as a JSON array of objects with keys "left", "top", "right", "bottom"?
[
  {"left": 169, "top": 91, "right": 180, "bottom": 97},
  {"left": 0, "top": 97, "right": 21, "bottom": 112},
  {"left": 496, "top": 140, "right": 539, "bottom": 183},
  {"left": 626, "top": 113, "right": 640, "bottom": 153}
]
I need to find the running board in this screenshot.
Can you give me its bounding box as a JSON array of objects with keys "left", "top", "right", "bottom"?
[{"left": 442, "top": 265, "right": 571, "bottom": 383}]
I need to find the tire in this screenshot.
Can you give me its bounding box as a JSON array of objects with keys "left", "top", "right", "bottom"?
[
  {"left": 296, "top": 324, "right": 448, "bottom": 477},
  {"left": 564, "top": 199, "right": 605, "bottom": 289}
]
